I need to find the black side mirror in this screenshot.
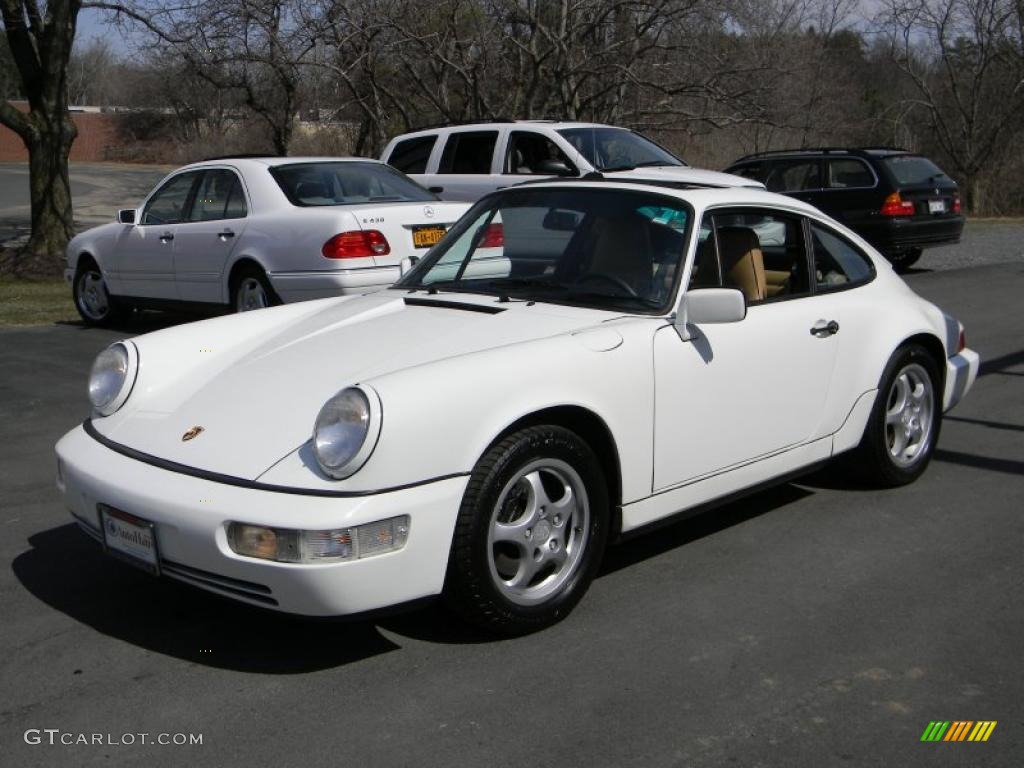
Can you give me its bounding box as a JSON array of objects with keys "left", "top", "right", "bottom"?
[
  {"left": 537, "top": 159, "right": 575, "bottom": 177},
  {"left": 118, "top": 209, "right": 136, "bottom": 224}
]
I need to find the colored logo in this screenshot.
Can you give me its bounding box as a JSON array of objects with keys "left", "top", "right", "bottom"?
[
  {"left": 181, "top": 426, "right": 204, "bottom": 442},
  {"left": 920, "top": 721, "right": 996, "bottom": 742}
]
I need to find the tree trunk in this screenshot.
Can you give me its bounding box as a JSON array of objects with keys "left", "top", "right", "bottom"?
[{"left": 22, "top": 123, "right": 77, "bottom": 273}]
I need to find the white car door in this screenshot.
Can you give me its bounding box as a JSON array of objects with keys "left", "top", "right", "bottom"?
[
  {"left": 172, "top": 169, "right": 249, "bottom": 303},
  {"left": 653, "top": 209, "right": 840, "bottom": 490},
  {"left": 419, "top": 129, "right": 504, "bottom": 202},
  {"left": 114, "top": 171, "right": 202, "bottom": 300}
]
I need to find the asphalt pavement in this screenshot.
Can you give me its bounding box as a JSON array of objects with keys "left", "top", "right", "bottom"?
[{"left": 0, "top": 263, "right": 1022, "bottom": 767}]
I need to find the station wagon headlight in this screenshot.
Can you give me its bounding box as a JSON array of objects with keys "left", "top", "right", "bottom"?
[
  {"left": 312, "top": 386, "right": 381, "bottom": 479},
  {"left": 88, "top": 341, "right": 138, "bottom": 416}
]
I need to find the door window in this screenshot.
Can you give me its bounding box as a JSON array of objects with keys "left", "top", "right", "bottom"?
[
  {"left": 810, "top": 222, "right": 875, "bottom": 290},
  {"left": 765, "top": 160, "right": 821, "bottom": 192},
  {"left": 142, "top": 172, "right": 200, "bottom": 225},
  {"left": 689, "top": 209, "right": 811, "bottom": 303},
  {"left": 388, "top": 135, "right": 437, "bottom": 174},
  {"left": 438, "top": 131, "right": 498, "bottom": 174},
  {"left": 826, "top": 158, "right": 875, "bottom": 189},
  {"left": 187, "top": 170, "right": 247, "bottom": 222},
  {"left": 504, "top": 131, "right": 575, "bottom": 175}
]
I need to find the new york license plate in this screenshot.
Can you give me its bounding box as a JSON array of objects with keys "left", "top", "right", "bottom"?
[
  {"left": 99, "top": 504, "right": 160, "bottom": 575},
  {"left": 412, "top": 226, "right": 446, "bottom": 248}
]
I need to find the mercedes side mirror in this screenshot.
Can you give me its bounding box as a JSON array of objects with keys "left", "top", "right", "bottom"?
[
  {"left": 118, "top": 209, "right": 136, "bottom": 225},
  {"left": 674, "top": 288, "right": 746, "bottom": 340}
]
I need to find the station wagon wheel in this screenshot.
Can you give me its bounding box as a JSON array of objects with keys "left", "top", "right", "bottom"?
[
  {"left": 445, "top": 425, "right": 609, "bottom": 635},
  {"left": 231, "top": 265, "right": 280, "bottom": 313},
  {"left": 887, "top": 248, "right": 922, "bottom": 272},
  {"left": 73, "top": 259, "right": 127, "bottom": 326},
  {"left": 848, "top": 344, "right": 941, "bottom": 487}
]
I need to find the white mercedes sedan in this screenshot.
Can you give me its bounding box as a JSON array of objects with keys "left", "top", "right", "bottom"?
[
  {"left": 55, "top": 180, "right": 979, "bottom": 634},
  {"left": 65, "top": 157, "right": 469, "bottom": 325}
]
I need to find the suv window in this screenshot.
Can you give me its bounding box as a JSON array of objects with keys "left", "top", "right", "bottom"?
[
  {"left": 826, "top": 158, "right": 874, "bottom": 189},
  {"left": 188, "top": 169, "right": 247, "bottom": 222},
  {"left": 810, "top": 222, "right": 875, "bottom": 289},
  {"left": 388, "top": 135, "right": 437, "bottom": 174},
  {"left": 729, "top": 161, "right": 768, "bottom": 183},
  {"left": 505, "top": 131, "right": 575, "bottom": 175},
  {"left": 882, "top": 155, "right": 948, "bottom": 186},
  {"left": 142, "top": 172, "right": 200, "bottom": 225},
  {"left": 438, "top": 131, "right": 498, "bottom": 174},
  {"left": 690, "top": 209, "right": 810, "bottom": 303},
  {"left": 765, "top": 159, "right": 821, "bottom": 193}
]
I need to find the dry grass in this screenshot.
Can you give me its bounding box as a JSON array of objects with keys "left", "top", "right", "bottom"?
[{"left": 0, "top": 276, "right": 77, "bottom": 326}]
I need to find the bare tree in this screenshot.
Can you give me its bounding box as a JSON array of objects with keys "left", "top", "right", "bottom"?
[
  {"left": 0, "top": 0, "right": 80, "bottom": 271},
  {"left": 880, "top": 0, "right": 1024, "bottom": 211}
]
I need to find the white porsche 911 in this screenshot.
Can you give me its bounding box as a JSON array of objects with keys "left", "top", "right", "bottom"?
[
  {"left": 65, "top": 156, "right": 469, "bottom": 325},
  {"left": 55, "top": 180, "right": 979, "bottom": 634}
]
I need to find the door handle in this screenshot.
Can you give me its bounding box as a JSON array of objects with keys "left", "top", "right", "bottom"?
[
  {"left": 810, "top": 319, "right": 840, "bottom": 337},
  {"left": 159, "top": 232, "right": 174, "bottom": 242},
  {"left": 218, "top": 230, "right": 235, "bottom": 239},
  {"left": 428, "top": 186, "right": 444, "bottom": 194}
]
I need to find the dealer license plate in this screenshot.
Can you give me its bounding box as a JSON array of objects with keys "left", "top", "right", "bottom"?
[
  {"left": 99, "top": 504, "right": 160, "bottom": 575},
  {"left": 412, "top": 226, "right": 446, "bottom": 248},
  {"left": 928, "top": 199, "right": 946, "bottom": 214}
]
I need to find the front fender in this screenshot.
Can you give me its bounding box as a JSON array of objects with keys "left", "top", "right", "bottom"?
[{"left": 257, "top": 321, "right": 660, "bottom": 504}]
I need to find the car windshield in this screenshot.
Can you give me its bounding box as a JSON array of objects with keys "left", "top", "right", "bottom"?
[
  {"left": 396, "top": 187, "right": 692, "bottom": 313},
  {"left": 557, "top": 127, "right": 685, "bottom": 172},
  {"left": 883, "top": 155, "right": 949, "bottom": 186},
  {"left": 270, "top": 161, "right": 436, "bottom": 206}
]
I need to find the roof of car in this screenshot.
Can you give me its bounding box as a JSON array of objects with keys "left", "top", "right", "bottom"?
[
  {"left": 500, "top": 177, "right": 823, "bottom": 215},
  {"left": 389, "top": 121, "right": 629, "bottom": 139},
  {"left": 183, "top": 156, "right": 385, "bottom": 170},
  {"left": 730, "top": 147, "right": 913, "bottom": 164}
]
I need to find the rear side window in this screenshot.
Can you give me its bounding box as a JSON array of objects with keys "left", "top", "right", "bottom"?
[
  {"left": 388, "top": 135, "right": 437, "bottom": 174},
  {"left": 883, "top": 155, "right": 949, "bottom": 186},
  {"left": 766, "top": 159, "right": 821, "bottom": 192},
  {"left": 188, "top": 169, "right": 247, "bottom": 221},
  {"left": 438, "top": 131, "right": 498, "bottom": 174},
  {"left": 810, "top": 223, "right": 875, "bottom": 290},
  {"left": 826, "top": 159, "right": 875, "bottom": 189}
]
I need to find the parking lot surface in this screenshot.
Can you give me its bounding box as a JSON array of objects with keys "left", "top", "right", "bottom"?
[{"left": 1, "top": 263, "right": 1022, "bottom": 767}]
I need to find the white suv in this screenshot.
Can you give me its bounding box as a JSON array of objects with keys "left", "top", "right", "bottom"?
[{"left": 381, "top": 121, "right": 762, "bottom": 202}]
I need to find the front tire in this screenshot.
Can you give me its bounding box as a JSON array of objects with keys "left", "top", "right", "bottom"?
[
  {"left": 231, "top": 265, "right": 280, "bottom": 312},
  {"left": 849, "top": 344, "right": 941, "bottom": 487},
  {"left": 73, "top": 260, "right": 128, "bottom": 326},
  {"left": 444, "top": 425, "right": 609, "bottom": 635}
]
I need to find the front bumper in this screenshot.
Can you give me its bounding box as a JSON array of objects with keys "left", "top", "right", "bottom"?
[
  {"left": 268, "top": 267, "right": 401, "bottom": 302},
  {"left": 943, "top": 348, "right": 980, "bottom": 411},
  {"left": 55, "top": 425, "right": 467, "bottom": 616}
]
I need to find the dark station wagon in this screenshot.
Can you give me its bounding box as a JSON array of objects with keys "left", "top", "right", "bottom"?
[{"left": 724, "top": 148, "right": 964, "bottom": 270}]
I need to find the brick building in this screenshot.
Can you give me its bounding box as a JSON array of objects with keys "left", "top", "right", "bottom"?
[{"left": 0, "top": 102, "right": 121, "bottom": 162}]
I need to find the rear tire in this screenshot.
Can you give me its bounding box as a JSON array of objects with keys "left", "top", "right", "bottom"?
[
  {"left": 887, "top": 247, "right": 922, "bottom": 272},
  {"left": 231, "top": 264, "right": 280, "bottom": 312},
  {"left": 73, "top": 259, "right": 129, "bottom": 327},
  {"left": 848, "top": 344, "right": 941, "bottom": 487},
  {"left": 444, "top": 425, "right": 609, "bottom": 635}
]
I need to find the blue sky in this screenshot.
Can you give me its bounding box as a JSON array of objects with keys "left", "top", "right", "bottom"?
[{"left": 76, "top": 7, "right": 137, "bottom": 54}]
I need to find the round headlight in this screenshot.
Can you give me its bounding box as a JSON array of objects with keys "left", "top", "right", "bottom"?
[
  {"left": 312, "top": 387, "right": 381, "bottom": 479},
  {"left": 88, "top": 342, "right": 137, "bottom": 415}
]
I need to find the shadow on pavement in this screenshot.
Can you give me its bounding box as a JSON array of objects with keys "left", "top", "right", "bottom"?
[
  {"left": 56, "top": 309, "right": 220, "bottom": 335},
  {"left": 12, "top": 524, "right": 401, "bottom": 673}
]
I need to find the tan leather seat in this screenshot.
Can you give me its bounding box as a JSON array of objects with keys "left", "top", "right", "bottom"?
[
  {"left": 716, "top": 226, "right": 766, "bottom": 302},
  {"left": 586, "top": 214, "right": 653, "bottom": 294}
]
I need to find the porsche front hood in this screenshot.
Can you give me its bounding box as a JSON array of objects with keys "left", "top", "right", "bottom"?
[{"left": 94, "top": 291, "right": 608, "bottom": 480}]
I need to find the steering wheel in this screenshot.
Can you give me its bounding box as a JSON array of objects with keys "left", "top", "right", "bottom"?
[{"left": 575, "top": 272, "right": 639, "bottom": 298}]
